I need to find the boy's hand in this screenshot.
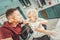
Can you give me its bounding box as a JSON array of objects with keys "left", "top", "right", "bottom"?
[
  {"left": 46, "top": 30, "right": 57, "bottom": 36},
  {"left": 34, "top": 27, "right": 57, "bottom": 36}
]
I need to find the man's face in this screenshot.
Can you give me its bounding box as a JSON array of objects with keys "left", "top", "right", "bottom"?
[{"left": 8, "top": 10, "right": 22, "bottom": 23}]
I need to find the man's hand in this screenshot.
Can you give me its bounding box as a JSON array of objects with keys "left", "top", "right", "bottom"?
[{"left": 23, "top": 20, "right": 29, "bottom": 25}]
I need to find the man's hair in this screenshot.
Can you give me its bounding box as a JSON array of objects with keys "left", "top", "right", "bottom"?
[{"left": 5, "top": 8, "right": 17, "bottom": 18}]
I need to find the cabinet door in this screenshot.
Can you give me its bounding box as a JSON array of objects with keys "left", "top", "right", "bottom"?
[
  {"left": 38, "top": 11, "right": 44, "bottom": 18},
  {"left": 38, "top": 10, "right": 48, "bottom": 19},
  {"left": 41, "top": 10, "right": 48, "bottom": 19},
  {"left": 46, "top": 8, "right": 56, "bottom": 19},
  {"left": 0, "top": 0, "right": 19, "bottom": 15},
  {"left": 0, "top": 7, "right": 6, "bottom": 15},
  {"left": 0, "top": 0, "right": 12, "bottom": 15},
  {"left": 52, "top": 4, "right": 60, "bottom": 18},
  {"left": 0, "top": 0, "right": 12, "bottom": 7},
  {"left": 9, "top": 0, "right": 19, "bottom": 8}
]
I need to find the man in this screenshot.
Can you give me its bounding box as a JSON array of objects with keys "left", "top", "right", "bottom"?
[{"left": 0, "top": 8, "right": 27, "bottom": 40}]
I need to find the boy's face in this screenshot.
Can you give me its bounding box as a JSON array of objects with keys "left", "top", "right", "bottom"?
[
  {"left": 7, "top": 10, "right": 22, "bottom": 23},
  {"left": 28, "top": 11, "right": 37, "bottom": 22}
]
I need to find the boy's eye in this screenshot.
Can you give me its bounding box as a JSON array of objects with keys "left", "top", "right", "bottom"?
[
  {"left": 12, "top": 17, "right": 16, "bottom": 20},
  {"left": 17, "top": 15, "right": 20, "bottom": 16}
]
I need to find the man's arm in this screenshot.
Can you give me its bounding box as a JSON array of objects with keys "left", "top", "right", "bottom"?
[
  {"left": 0, "top": 27, "right": 13, "bottom": 40},
  {"left": 1, "top": 37, "right": 13, "bottom": 40}
]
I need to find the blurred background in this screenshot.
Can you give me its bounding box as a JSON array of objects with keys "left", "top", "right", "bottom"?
[{"left": 0, "top": 0, "right": 60, "bottom": 40}]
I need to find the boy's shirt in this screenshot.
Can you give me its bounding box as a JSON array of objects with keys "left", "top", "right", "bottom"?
[
  {"left": 27, "top": 18, "right": 47, "bottom": 38},
  {"left": 0, "top": 21, "right": 22, "bottom": 40}
]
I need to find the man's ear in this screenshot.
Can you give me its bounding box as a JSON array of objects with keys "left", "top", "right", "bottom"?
[{"left": 8, "top": 19, "right": 12, "bottom": 23}]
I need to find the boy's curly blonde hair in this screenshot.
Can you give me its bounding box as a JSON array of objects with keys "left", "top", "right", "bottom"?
[{"left": 26, "top": 8, "right": 38, "bottom": 18}]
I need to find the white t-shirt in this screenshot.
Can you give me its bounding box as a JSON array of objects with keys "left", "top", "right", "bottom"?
[{"left": 27, "top": 18, "right": 47, "bottom": 38}]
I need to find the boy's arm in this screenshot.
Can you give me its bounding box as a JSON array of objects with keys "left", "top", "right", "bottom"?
[
  {"left": 34, "top": 27, "right": 55, "bottom": 35},
  {"left": 40, "top": 20, "right": 48, "bottom": 25},
  {"left": 39, "top": 18, "right": 48, "bottom": 25}
]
